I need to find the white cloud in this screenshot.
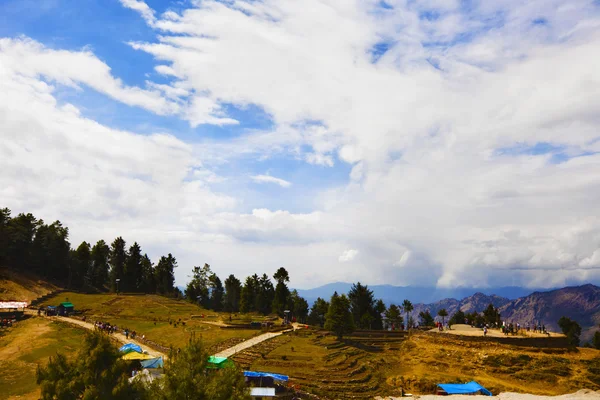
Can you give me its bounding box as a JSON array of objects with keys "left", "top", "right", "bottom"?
[
  {"left": 339, "top": 249, "right": 359, "bottom": 263},
  {"left": 251, "top": 174, "right": 292, "bottom": 188},
  {"left": 2, "top": 0, "right": 600, "bottom": 290},
  {"left": 119, "top": 0, "right": 156, "bottom": 25},
  {"left": 0, "top": 37, "right": 178, "bottom": 116}
]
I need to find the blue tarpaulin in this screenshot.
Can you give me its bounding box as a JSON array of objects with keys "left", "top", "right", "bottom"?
[
  {"left": 140, "top": 357, "right": 164, "bottom": 369},
  {"left": 437, "top": 381, "right": 492, "bottom": 396},
  {"left": 243, "top": 371, "right": 289, "bottom": 382},
  {"left": 119, "top": 343, "right": 142, "bottom": 354}
]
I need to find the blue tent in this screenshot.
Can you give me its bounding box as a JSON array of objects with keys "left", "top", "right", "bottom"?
[
  {"left": 243, "top": 371, "right": 289, "bottom": 382},
  {"left": 437, "top": 381, "right": 492, "bottom": 396},
  {"left": 140, "top": 357, "right": 164, "bottom": 369},
  {"left": 119, "top": 343, "right": 142, "bottom": 354}
]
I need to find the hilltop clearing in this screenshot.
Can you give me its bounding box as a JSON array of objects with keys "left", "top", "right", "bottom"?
[{"left": 0, "top": 267, "right": 60, "bottom": 302}]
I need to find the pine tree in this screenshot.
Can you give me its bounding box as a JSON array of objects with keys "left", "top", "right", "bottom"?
[
  {"left": 240, "top": 275, "right": 258, "bottom": 313},
  {"left": 155, "top": 254, "right": 177, "bottom": 295},
  {"left": 185, "top": 264, "right": 211, "bottom": 306},
  {"left": 385, "top": 304, "right": 403, "bottom": 330},
  {"left": 72, "top": 241, "right": 91, "bottom": 289},
  {"left": 438, "top": 308, "right": 448, "bottom": 326},
  {"left": 418, "top": 310, "right": 435, "bottom": 327},
  {"left": 373, "top": 299, "right": 386, "bottom": 330},
  {"left": 449, "top": 310, "right": 466, "bottom": 326},
  {"left": 324, "top": 292, "right": 355, "bottom": 340},
  {"left": 209, "top": 273, "right": 224, "bottom": 311},
  {"left": 124, "top": 242, "right": 143, "bottom": 292},
  {"left": 224, "top": 274, "right": 242, "bottom": 312},
  {"left": 140, "top": 254, "right": 155, "bottom": 293},
  {"left": 90, "top": 240, "right": 110, "bottom": 288},
  {"left": 348, "top": 282, "right": 377, "bottom": 329},
  {"left": 308, "top": 297, "right": 329, "bottom": 327},
  {"left": 272, "top": 267, "right": 290, "bottom": 316},
  {"left": 109, "top": 237, "right": 127, "bottom": 292},
  {"left": 257, "top": 274, "right": 274, "bottom": 315},
  {"left": 558, "top": 316, "right": 582, "bottom": 346},
  {"left": 402, "top": 299, "right": 414, "bottom": 330},
  {"left": 289, "top": 290, "right": 309, "bottom": 323}
]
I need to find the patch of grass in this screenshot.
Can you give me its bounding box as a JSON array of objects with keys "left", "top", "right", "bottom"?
[{"left": 0, "top": 317, "right": 87, "bottom": 400}]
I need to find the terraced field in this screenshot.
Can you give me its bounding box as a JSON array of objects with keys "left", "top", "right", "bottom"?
[
  {"left": 233, "top": 330, "right": 406, "bottom": 399},
  {"left": 233, "top": 329, "right": 600, "bottom": 399}
]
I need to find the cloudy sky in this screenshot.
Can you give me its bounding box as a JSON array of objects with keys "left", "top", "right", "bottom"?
[{"left": 1, "top": 0, "right": 600, "bottom": 289}]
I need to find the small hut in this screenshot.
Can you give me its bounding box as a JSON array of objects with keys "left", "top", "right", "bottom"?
[
  {"left": 244, "top": 371, "right": 292, "bottom": 398},
  {"left": 57, "top": 302, "right": 74, "bottom": 316},
  {"left": 207, "top": 356, "right": 234, "bottom": 369}
]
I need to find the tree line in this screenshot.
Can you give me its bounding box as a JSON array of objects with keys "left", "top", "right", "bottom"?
[
  {"left": 309, "top": 283, "right": 422, "bottom": 339},
  {"left": 184, "top": 265, "right": 310, "bottom": 321},
  {"left": 0, "top": 208, "right": 177, "bottom": 295}
]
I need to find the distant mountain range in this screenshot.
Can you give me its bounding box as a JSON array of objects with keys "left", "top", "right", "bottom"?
[
  {"left": 413, "top": 284, "right": 600, "bottom": 343},
  {"left": 411, "top": 292, "right": 512, "bottom": 319},
  {"left": 294, "top": 282, "right": 550, "bottom": 305},
  {"left": 296, "top": 282, "right": 600, "bottom": 343}
]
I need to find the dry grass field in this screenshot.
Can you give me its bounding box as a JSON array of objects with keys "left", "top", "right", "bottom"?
[
  {"left": 232, "top": 329, "right": 600, "bottom": 399},
  {"left": 39, "top": 292, "right": 262, "bottom": 351},
  {"left": 0, "top": 317, "right": 86, "bottom": 400}
]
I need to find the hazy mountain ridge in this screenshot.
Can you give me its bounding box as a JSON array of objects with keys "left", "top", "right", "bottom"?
[
  {"left": 295, "top": 282, "right": 545, "bottom": 305},
  {"left": 297, "top": 282, "right": 600, "bottom": 343},
  {"left": 411, "top": 292, "right": 512, "bottom": 320},
  {"left": 411, "top": 284, "right": 600, "bottom": 343},
  {"left": 499, "top": 284, "right": 600, "bottom": 342}
]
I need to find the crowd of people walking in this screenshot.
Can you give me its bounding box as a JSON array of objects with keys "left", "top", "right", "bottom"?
[{"left": 94, "top": 320, "right": 144, "bottom": 341}]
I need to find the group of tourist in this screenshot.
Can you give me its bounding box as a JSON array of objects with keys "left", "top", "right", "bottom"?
[
  {"left": 94, "top": 320, "right": 119, "bottom": 334},
  {"left": 93, "top": 321, "right": 145, "bottom": 341},
  {"left": 501, "top": 321, "right": 547, "bottom": 335}
]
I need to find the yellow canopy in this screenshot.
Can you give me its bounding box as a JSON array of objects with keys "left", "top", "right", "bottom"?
[{"left": 122, "top": 352, "right": 154, "bottom": 360}]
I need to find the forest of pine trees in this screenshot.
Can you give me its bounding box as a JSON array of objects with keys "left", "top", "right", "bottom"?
[{"left": 0, "top": 208, "right": 177, "bottom": 296}]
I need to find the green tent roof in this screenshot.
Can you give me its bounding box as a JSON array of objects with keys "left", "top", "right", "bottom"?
[
  {"left": 207, "top": 356, "right": 233, "bottom": 369},
  {"left": 60, "top": 302, "right": 74, "bottom": 308}
]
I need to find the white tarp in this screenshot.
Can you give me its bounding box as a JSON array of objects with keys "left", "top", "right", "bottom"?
[
  {"left": 0, "top": 301, "right": 28, "bottom": 309},
  {"left": 249, "top": 387, "right": 276, "bottom": 397}
]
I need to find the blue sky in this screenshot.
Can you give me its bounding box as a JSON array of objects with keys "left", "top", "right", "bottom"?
[{"left": 1, "top": 0, "right": 600, "bottom": 289}]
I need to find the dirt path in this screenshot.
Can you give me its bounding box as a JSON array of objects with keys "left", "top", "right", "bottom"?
[
  {"left": 214, "top": 330, "right": 291, "bottom": 358},
  {"left": 26, "top": 311, "right": 166, "bottom": 359},
  {"left": 29, "top": 310, "right": 295, "bottom": 361}
]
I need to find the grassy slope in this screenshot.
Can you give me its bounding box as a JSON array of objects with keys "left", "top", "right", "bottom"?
[
  {"left": 39, "top": 292, "right": 261, "bottom": 351},
  {"left": 233, "top": 330, "right": 600, "bottom": 399},
  {"left": 0, "top": 318, "right": 86, "bottom": 400},
  {"left": 0, "top": 267, "right": 60, "bottom": 302}
]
